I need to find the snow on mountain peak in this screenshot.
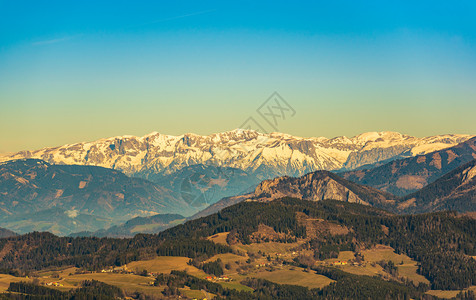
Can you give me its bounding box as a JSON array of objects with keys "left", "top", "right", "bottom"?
[
  {"left": 0, "top": 131, "right": 472, "bottom": 180},
  {"left": 352, "top": 131, "right": 405, "bottom": 142}
]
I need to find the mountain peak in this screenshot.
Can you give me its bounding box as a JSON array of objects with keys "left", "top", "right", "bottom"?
[
  {"left": 253, "top": 169, "right": 394, "bottom": 207},
  {"left": 342, "top": 137, "right": 476, "bottom": 196},
  {"left": 0, "top": 158, "right": 50, "bottom": 168},
  {"left": 352, "top": 131, "right": 406, "bottom": 142},
  {"left": 213, "top": 128, "right": 262, "bottom": 141},
  {"left": 0, "top": 131, "right": 472, "bottom": 180},
  {"left": 398, "top": 159, "right": 476, "bottom": 213}
]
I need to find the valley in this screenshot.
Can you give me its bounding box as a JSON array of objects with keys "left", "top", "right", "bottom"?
[
  {"left": 0, "top": 131, "right": 474, "bottom": 299},
  {"left": 3, "top": 1, "right": 476, "bottom": 298},
  {"left": 0, "top": 199, "right": 474, "bottom": 299}
]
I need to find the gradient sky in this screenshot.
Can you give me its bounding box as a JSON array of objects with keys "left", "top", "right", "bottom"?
[{"left": 1, "top": 1, "right": 476, "bottom": 152}]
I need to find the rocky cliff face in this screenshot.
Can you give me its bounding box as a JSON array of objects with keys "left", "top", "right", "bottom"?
[
  {"left": 343, "top": 145, "right": 410, "bottom": 170},
  {"left": 253, "top": 171, "right": 395, "bottom": 207},
  {"left": 339, "top": 133, "right": 473, "bottom": 170},
  {"left": 253, "top": 173, "right": 365, "bottom": 204},
  {"left": 191, "top": 170, "right": 397, "bottom": 219},
  {"left": 0, "top": 130, "right": 471, "bottom": 181}
]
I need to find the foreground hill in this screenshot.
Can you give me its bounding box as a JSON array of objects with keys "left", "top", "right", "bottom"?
[
  {"left": 252, "top": 170, "right": 395, "bottom": 207},
  {"left": 0, "top": 199, "right": 474, "bottom": 298},
  {"left": 341, "top": 136, "right": 476, "bottom": 196},
  {"left": 0, "top": 159, "right": 192, "bottom": 235},
  {"left": 0, "top": 130, "right": 470, "bottom": 181},
  {"left": 398, "top": 159, "right": 476, "bottom": 213},
  {"left": 191, "top": 170, "right": 396, "bottom": 219}
]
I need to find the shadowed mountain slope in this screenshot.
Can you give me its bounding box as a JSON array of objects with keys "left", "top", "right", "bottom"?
[{"left": 341, "top": 137, "right": 476, "bottom": 196}]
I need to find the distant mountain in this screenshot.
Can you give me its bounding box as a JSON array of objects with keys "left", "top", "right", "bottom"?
[
  {"left": 1, "top": 207, "right": 114, "bottom": 236},
  {"left": 1, "top": 132, "right": 473, "bottom": 235},
  {"left": 154, "top": 164, "right": 259, "bottom": 208},
  {"left": 0, "top": 159, "right": 193, "bottom": 235},
  {"left": 0, "top": 130, "right": 470, "bottom": 181},
  {"left": 397, "top": 160, "right": 476, "bottom": 213},
  {"left": 70, "top": 213, "right": 185, "bottom": 238},
  {"left": 195, "top": 157, "right": 476, "bottom": 219},
  {"left": 0, "top": 227, "right": 17, "bottom": 238},
  {"left": 191, "top": 170, "right": 396, "bottom": 219},
  {"left": 341, "top": 137, "right": 476, "bottom": 196}
]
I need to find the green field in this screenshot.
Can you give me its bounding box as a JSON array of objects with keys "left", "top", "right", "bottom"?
[
  {"left": 61, "top": 273, "right": 158, "bottom": 294},
  {"left": 128, "top": 255, "right": 253, "bottom": 292},
  {"left": 426, "top": 286, "right": 476, "bottom": 299},
  {"left": 126, "top": 256, "right": 207, "bottom": 278},
  {"left": 251, "top": 268, "right": 334, "bottom": 289},
  {"left": 232, "top": 241, "right": 302, "bottom": 256},
  {"left": 322, "top": 250, "right": 356, "bottom": 263},
  {"left": 0, "top": 244, "right": 459, "bottom": 298},
  {"left": 180, "top": 287, "right": 216, "bottom": 299},
  {"left": 204, "top": 253, "right": 248, "bottom": 265},
  {"left": 0, "top": 274, "right": 32, "bottom": 292},
  {"left": 361, "top": 245, "right": 429, "bottom": 284},
  {"left": 207, "top": 232, "right": 229, "bottom": 245}
]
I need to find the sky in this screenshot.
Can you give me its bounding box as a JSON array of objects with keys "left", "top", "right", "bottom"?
[{"left": 1, "top": 1, "right": 476, "bottom": 152}]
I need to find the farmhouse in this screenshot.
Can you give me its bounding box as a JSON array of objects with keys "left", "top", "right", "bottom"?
[
  {"left": 45, "top": 282, "right": 63, "bottom": 287},
  {"left": 217, "top": 276, "right": 230, "bottom": 281}
]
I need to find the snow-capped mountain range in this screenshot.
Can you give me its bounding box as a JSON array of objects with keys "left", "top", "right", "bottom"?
[{"left": 0, "top": 130, "right": 472, "bottom": 180}]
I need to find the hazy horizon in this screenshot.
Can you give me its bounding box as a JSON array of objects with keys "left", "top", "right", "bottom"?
[{"left": 1, "top": 1, "right": 476, "bottom": 152}]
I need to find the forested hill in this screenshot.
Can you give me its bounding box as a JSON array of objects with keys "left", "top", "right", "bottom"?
[
  {"left": 252, "top": 170, "right": 396, "bottom": 207},
  {"left": 398, "top": 159, "right": 476, "bottom": 213},
  {"left": 0, "top": 199, "right": 474, "bottom": 291},
  {"left": 191, "top": 169, "right": 398, "bottom": 220}
]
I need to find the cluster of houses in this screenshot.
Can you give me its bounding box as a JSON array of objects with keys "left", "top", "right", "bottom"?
[
  {"left": 100, "top": 269, "right": 114, "bottom": 273},
  {"left": 327, "top": 260, "right": 363, "bottom": 266},
  {"left": 255, "top": 262, "right": 269, "bottom": 268},
  {"left": 205, "top": 275, "right": 230, "bottom": 282},
  {"left": 100, "top": 265, "right": 133, "bottom": 274},
  {"left": 44, "top": 282, "right": 63, "bottom": 287}
]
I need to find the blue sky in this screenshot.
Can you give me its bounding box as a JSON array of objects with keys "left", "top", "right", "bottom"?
[{"left": 1, "top": 1, "right": 476, "bottom": 152}]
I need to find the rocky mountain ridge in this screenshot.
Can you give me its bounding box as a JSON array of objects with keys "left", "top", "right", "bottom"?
[
  {"left": 341, "top": 137, "right": 476, "bottom": 196},
  {"left": 252, "top": 171, "right": 395, "bottom": 207},
  {"left": 193, "top": 155, "right": 476, "bottom": 219},
  {"left": 0, "top": 130, "right": 471, "bottom": 181},
  {"left": 398, "top": 159, "right": 476, "bottom": 213},
  {"left": 191, "top": 170, "right": 397, "bottom": 219}
]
